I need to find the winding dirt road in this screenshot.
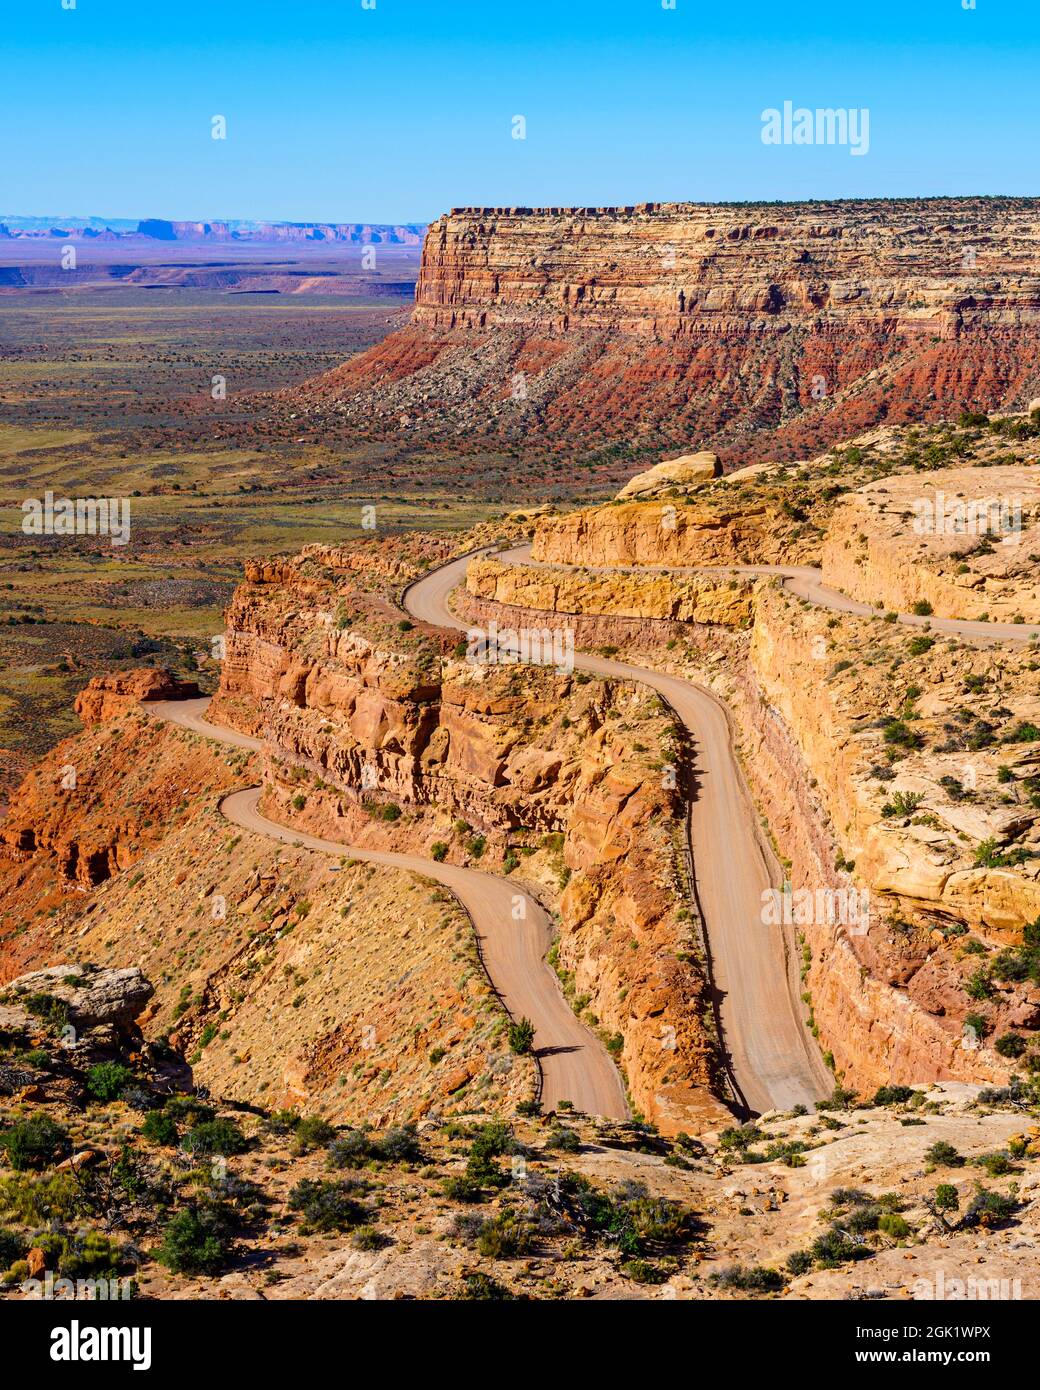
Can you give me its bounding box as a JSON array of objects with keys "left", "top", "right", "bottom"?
[
  {"left": 404, "top": 553, "right": 834, "bottom": 1114},
  {"left": 149, "top": 698, "right": 629, "bottom": 1121},
  {"left": 497, "top": 543, "right": 1040, "bottom": 646}
]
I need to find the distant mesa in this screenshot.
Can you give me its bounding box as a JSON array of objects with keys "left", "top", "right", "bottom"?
[
  {"left": 0, "top": 215, "right": 427, "bottom": 246},
  {"left": 299, "top": 197, "right": 1040, "bottom": 464}
]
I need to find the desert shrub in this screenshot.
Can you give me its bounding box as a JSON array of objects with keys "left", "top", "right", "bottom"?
[
  {"left": 878, "top": 1212, "right": 911, "bottom": 1239},
  {"left": 508, "top": 1017, "right": 535, "bottom": 1055},
  {"left": 441, "top": 1175, "right": 488, "bottom": 1203},
  {"left": 475, "top": 1212, "right": 531, "bottom": 1260},
  {"left": 932, "top": 1183, "right": 959, "bottom": 1215},
  {"left": 262, "top": 1109, "right": 300, "bottom": 1136},
  {"left": 711, "top": 1264, "right": 785, "bottom": 1292},
  {"left": 545, "top": 1126, "right": 581, "bottom": 1153},
  {"left": 963, "top": 1185, "right": 1018, "bottom": 1228},
  {"left": 872, "top": 1085, "right": 917, "bottom": 1106},
  {"left": 786, "top": 1249, "right": 813, "bottom": 1275},
  {"left": 180, "top": 1118, "right": 248, "bottom": 1158},
  {"left": 430, "top": 842, "right": 448, "bottom": 862},
  {"left": 33, "top": 1228, "right": 124, "bottom": 1280},
  {"left": 718, "top": 1124, "right": 764, "bottom": 1150},
  {"left": 811, "top": 1226, "right": 870, "bottom": 1267},
  {"left": 292, "top": 1115, "right": 336, "bottom": 1154},
  {"left": 327, "top": 1130, "right": 373, "bottom": 1169},
  {"left": 925, "top": 1140, "right": 963, "bottom": 1167},
  {"left": 995, "top": 1033, "right": 1027, "bottom": 1058},
  {"left": 86, "top": 1062, "right": 134, "bottom": 1103},
  {"left": 456, "top": 1271, "right": 518, "bottom": 1300},
  {"left": 912, "top": 600, "right": 934, "bottom": 616},
  {"left": 973, "top": 1151, "right": 1013, "bottom": 1177},
  {"left": 140, "top": 1110, "right": 178, "bottom": 1146},
  {"left": 0, "top": 1114, "right": 69, "bottom": 1170},
  {"left": 154, "top": 1204, "right": 234, "bottom": 1274},
  {"left": 351, "top": 1225, "right": 388, "bottom": 1252},
  {"left": 20, "top": 994, "right": 70, "bottom": 1032},
  {"left": 165, "top": 1096, "right": 216, "bottom": 1125},
  {"left": 0, "top": 1173, "right": 87, "bottom": 1223},
  {"left": 287, "top": 1178, "right": 369, "bottom": 1233},
  {"left": 621, "top": 1258, "right": 667, "bottom": 1284},
  {"left": 373, "top": 1124, "right": 423, "bottom": 1163}
]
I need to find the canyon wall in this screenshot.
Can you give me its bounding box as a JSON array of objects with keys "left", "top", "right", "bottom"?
[
  {"left": 303, "top": 199, "right": 1040, "bottom": 461},
  {"left": 207, "top": 551, "right": 724, "bottom": 1130},
  {"left": 466, "top": 555, "right": 754, "bottom": 627}
]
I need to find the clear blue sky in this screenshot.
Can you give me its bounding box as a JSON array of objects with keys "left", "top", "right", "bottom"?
[{"left": 4, "top": 0, "right": 1037, "bottom": 223}]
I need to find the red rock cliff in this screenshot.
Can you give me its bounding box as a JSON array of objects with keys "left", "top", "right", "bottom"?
[{"left": 303, "top": 199, "right": 1040, "bottom": 463}]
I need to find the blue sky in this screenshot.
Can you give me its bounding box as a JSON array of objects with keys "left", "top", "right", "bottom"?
[{"left": 4, "top": 0, "right": 1037, "bottom": 222}]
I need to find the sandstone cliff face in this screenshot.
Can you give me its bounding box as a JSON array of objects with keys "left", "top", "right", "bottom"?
[
  {"left": 0, "top": 707, "right": 240, "bottom": 894},
  {"left": 531, "top": 500, "right": 782, "bottom": 568},
  {"left": 820, "top": 467, "right": 1040, "bottom": 623},
  {"left": 736, "top": 582, "right": 1040, "bottom": 1087},
  {"left": 73, "top": 668, "right": 200, "bottom": 725},
  {"left": 465, "top": 555, "right": 753, "bottom": 627},
  {"left": 301, "top": 200, "right": 1040, "bottom": 462}
]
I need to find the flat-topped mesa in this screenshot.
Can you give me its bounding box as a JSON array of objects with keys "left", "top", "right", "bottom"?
[
  {"left": 414, "top": 199, "right": 1040, "bottom": 337},
  {"left": 305, "top": 199, "right": 1040, "bottom": 461}
]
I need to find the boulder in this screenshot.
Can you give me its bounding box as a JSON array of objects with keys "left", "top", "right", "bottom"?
[{"left": 615, "top": 451, "right": 722, "bottom": 500}]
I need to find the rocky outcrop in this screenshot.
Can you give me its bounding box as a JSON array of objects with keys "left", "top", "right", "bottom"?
[
  {"left": 615, "top": 451, "right": 721, "bottom": 500},
  {"left": 75, "top": 668, "right": 200, "bottom": 725},
  {"left": 530, "top": 497, "right": 786, "bottom": 568},
  {"left": 299, "top": 199, "right": 1040, "bottom": 462},
  {"left": 466, "top": 555, "right": 753, "bottom": 627},
  {"left": 1, "top": 963, "right": 153, "bottom": 1032},
  {"left": 820, "top": 467, "right": 1040, "bottom": 623},
  {"left": 205, "top": 548, "right": 720, "bottom": 1129}
]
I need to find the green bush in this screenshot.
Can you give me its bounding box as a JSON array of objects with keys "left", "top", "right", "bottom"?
[
  {"left": 878, "top": 1212, "right": 911, "bottom": 1239},
  {"left": 620, "top": 1258, "right": 667, "bottom": 1284},
  {"left": 292, "top": 1115, "right": 336, "bottom": 1154},
  {"left": 932, "top": 1183, "right": 959, "bottom": 1214},
  {"left": 0, "top": 1173, "right": 87, "bottom": 1223},
  {"left": 327, "top": 1130, "right": 373, "bottom": 1169},
  {"left": 430, "top": 841, "right": 448, "bottom": 862},
  {"left": 964, "top": 1185, "right": 1018, "bottom": 1227},
  {"left": 180, "top": 1118, "right": 248, "bottom": 1158},
  {"left": 373, "top": 1125, "right": 422, "bottom": 1163},
  {"left": 456, "top": 1271, "right": 518, "bottom": 1300},
  {"left": 86, "top": 1062, "right": 134, "bottom": 1103},
  {"left": 995, "top": 1032, "right": 1027, "bottom": 1058},
  {"left": 165, "top": 1096, "right": 215, "bottom": 1125},
  {"left": 786, "top": 1249, "right": 813, "bottom": 1275},
  {"left": 545, "top": 1126, "right": 581, "bottom": 1153},
  {"left": 140, "top": 1110, "right": 178, "bottom": 1146},
  {"left": 288, "top": 1179, "right": 369, "bottom": 1233},
  {"left": 711, "top": 1264, "right": 785, "bottom": 1292},
  {"left": 973, "top": 1151, "right": 1012, "bottom": 1177},
  {"left": 476, "top": 1212, "right": 531, "bottom": 1260},
  {"left": 872, "top": 1084, "right": 916, "bottom": 1106},
  {"left": 0, "top": 1114, "right": 69, "bottom": 1170},
  {"left": 925, "top": 1140, "right": 963, "bottom": 1168},
  {"left": 508, "top": 1016, "right": 535, "bottom": 1055},
  {"left": 154, "top": 1205, "right": 233, "bottom": 1274}
]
